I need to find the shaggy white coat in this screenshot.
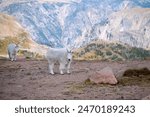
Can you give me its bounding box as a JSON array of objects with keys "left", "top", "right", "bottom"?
[
  {"left": 46, "top": 47, "right": 72, "bottom": 75},
  {"left": 7, "top": 43, "right": 19, "bottom": 61}
]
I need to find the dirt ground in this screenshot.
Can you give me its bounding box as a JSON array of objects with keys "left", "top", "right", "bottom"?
[{"left": 0, "top": 58, "right": 150, "bottom": 100}]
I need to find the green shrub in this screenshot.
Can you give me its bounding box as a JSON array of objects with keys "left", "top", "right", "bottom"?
[
  {"left": 106, "top": 51, "right": 112, "bottom": 56},
  {"left": 96, "top": 50, "right": 104, "bottom": 56},
  {"left": 111, "top": 55, "right": 118, "bottom": 61}
]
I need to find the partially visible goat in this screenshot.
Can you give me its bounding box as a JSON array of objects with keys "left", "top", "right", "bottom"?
[{"left": 7, "top": 43, "right": 19, "bottom": 61}]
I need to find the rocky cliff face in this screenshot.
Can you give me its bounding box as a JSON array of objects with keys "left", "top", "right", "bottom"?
[
  {"left": 0, "top": 0, "right": 150, "bottom": 49},
  {"left": 83, "top": 8, "right": 150, "bottom": 49}
]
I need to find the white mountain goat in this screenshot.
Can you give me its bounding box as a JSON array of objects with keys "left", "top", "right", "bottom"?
[
  {"left": 7, "top": 43, "right": 19, "bottom": 61},
  {"left": 46, "top": 47, "right": 73, "bottom": 75}
]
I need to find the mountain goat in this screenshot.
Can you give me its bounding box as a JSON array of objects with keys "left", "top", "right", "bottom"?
[
  {"left": 46, "top": 47, "right": 73, "bottom": 75},
  {"left": 7, "top": 43, "right": 19, "bottom": 61}
]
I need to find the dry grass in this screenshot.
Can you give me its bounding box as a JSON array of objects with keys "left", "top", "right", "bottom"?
[
  {"left": 0, "top": 37, "right": 19, "bottom": 54},
  {"left": 0, "top": 13, "right": 31, "bottom": 55},
  {"left": 119, "top": 68, "right": 150, "bottom": 86},
  {"left": 118, "top": 76, "right": 150, "bottom": 86},
  {"left": 69, "top": 67, "right": 150, "bottom": 95},
  {"left": 0, "top": 13, "right": 24, "bottom": 37},
  {"left": 0, "top": 35, "right": 30, "bottom": 55},
  {"left": 123, "top": 67, "right": 150, "bottom": 77}
]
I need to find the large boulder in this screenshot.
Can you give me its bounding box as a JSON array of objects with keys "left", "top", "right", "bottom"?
[{"left": 89, "top": 67, "right": 118, "bottom": 85}]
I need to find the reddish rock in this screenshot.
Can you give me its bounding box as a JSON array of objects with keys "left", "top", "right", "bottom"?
[{"left": 89, "top": 67, "right": 118, "bottom": 85}]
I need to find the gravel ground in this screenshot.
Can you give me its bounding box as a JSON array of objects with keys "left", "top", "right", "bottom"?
[{"left": 0, "top": 58, "right": 150, "bottom": 100}]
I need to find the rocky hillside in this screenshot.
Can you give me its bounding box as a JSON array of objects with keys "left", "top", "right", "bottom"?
[
  {"left": 0, "top": 0, "right": 150, "bottom": 49},
  {"left": 0, "top": 13, "right": 48, "bottom": 58},
  {"left": 74, "top": 40, "right": 150, "bottom": 61},
  {"left": 85, "top": 8, "right": 150, "bottom": 49}
]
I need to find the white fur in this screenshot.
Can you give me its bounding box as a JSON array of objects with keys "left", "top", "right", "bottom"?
[
  {"left": 7, "top": 43, "right": 19, "bottom": 61},
  {"left": 46, "top": 47, "right": 72, "bottom": 75}
]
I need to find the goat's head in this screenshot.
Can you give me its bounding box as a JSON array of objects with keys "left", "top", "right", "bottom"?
[
  {"left": 15, "top": 44, "right": 20, "bottom": 52},
  {"left": 66, "top": 48, "right": 72, "bottom": 62}
]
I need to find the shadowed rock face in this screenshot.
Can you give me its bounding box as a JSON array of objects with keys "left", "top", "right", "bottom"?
[
  {"left": 89, "top": 67, "right": 118, "bottom": 85},
  {"left": 123, "top": 67, "right": 150, "bottom": 77}
]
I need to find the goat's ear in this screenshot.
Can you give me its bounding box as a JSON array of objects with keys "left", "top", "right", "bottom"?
[
  {"left": 66, "top": 47, "right": 70, "bottom": 52},
  {"left": 70, "top": 47, "right": 75, "bottom": 53},
  {"left": 67, "top": 49, "right": 71, "bottom": 53}
]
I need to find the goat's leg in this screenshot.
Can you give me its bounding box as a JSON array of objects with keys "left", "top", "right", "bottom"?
[
  {"left": 14, "top": 53, "right": 17, "bottom": 61},
  {"left": 11, "top": 54, "right": 14, "bottom": 61},
  {"left": 59, "top": 63, "right": 65, "bottom": 75},
  {"left": 66, "top": 61, "right": 71, "bottom": 74},
  {"left": 8, "top": 51, "right": 11, "bottom": 60},
  {"left": 49, "top": 63, "right": 54, "bottom": 75}
]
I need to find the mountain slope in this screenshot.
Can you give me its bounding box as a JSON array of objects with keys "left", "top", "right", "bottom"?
[
  {"left": 0, "top": 0, "right": 150, "bottom": 49},
  {"left": 80, "top": 8, "right": 150, "bottom": 49},
  {"left": 74, "top": 40, "right": 150, "bottom": 61},
  {"left": 0, "top": 13, "right": 26, "bottom": 38},
  {"left": 0, "top": 13, "right": 48, "bottom": 57}
]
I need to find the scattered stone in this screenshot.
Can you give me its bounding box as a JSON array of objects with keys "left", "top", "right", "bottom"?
[
  {"left": 89, "top": 67, "right": 118, "bottom": 85},
  {"left": 142, "top": 95, "right": 150, "bottom": 100}
]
